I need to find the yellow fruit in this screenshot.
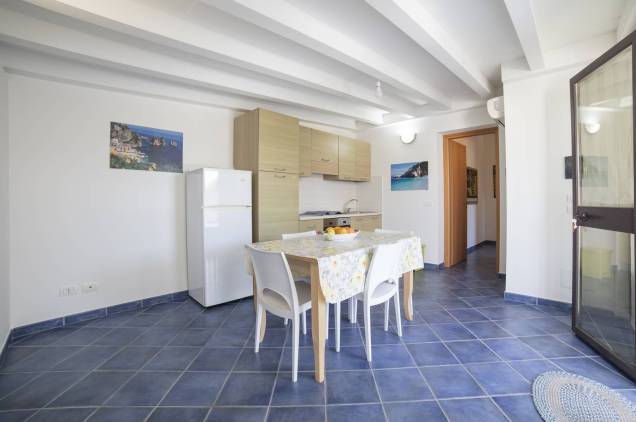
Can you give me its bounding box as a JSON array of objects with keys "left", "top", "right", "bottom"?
[
  {"left": 335, "top": 227, "right": 346, "bottom": 235},
  {"left": 326, "top": 227, "right": 335, "bottom": 234}
]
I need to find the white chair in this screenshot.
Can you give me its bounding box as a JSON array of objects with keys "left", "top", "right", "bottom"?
[
  {"left": 282, "top": 230, "right": 346, "bottom": 352},
  {"left": 353, "top": 241, "right": 406, "bottom": 362},
  {"left": 247, "top": 246, "right": 311, "bottom": 382},
  {"left": 281, "top": 230, "right": 317, "bottom": 334}
]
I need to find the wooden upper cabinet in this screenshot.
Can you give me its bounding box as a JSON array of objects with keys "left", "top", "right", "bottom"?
[
  {"left": 258, "top": 109, "right": 299, "bottom": 174},
  {"left": 354, "top": 140, "right": 371, "bottom": 181},
  {"left": 338, "top": 137, "right": 356, "bottom": 181},
  {"left": 311, "top": 130, "right": 338, "bottom": 175},
  {"left": 233, "top": 108, "right": 299, "bottom": 174},
  {"left": 299, "top": 126, "right": 312, "bottom": 177}
]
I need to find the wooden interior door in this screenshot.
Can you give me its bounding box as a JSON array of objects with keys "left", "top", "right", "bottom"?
[{"left": 444, "top": 139, "right": 467, "bottom": 266}]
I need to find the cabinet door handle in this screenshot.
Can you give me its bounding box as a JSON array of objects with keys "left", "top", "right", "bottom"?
[
  {"left": 274, "top": 168, "right": 286, "bottom": 172},
  {"left": 321, "top": 158, "right": 330, "bottom": 162},
  {"left": 274, "top": 174, "right": 286, "bottom": 179}
]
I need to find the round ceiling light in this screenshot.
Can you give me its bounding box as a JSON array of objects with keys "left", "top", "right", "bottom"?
[{"left": 400, "top": 132, "right": 417, "bottom": 144}]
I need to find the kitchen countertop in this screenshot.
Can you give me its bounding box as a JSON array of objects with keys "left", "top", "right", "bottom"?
[{"left": 299, "top": 212, "right": 381, "bottom": 221}]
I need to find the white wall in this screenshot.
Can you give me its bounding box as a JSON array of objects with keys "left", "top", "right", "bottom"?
[
  {"left": 0, "top": 71, "right": 10, "bottom": 344},
  {"left": 503, "top": 65, "right": 582, "bottom": 303},
  {"left": 455, "top": 134, "right": 498, "bottom": 248},
  {"left": 360, "top": 107, "right": 496, "bottom": 265},
  {"left": 8, "top": 75, "right": 240, "bottom": 327}
]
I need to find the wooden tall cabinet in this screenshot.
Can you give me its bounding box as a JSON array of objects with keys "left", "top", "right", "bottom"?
[
  {"left": 354, "top": 140, "right": 371, "bottom": 181},
  {"left": 299, "top": 126, "right": 312, "bottom": 177},
  {"left": 234, "top": 108, "right": 300, "bottom": 241}
]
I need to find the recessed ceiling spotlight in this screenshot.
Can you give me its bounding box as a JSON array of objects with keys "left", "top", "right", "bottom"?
[{"left": 375, "top": 81, "right": 383, "bottom": 98}]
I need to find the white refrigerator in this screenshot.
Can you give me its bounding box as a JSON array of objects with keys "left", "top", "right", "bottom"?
[{"left": 186, "top": 168, "right": 253, "bottom": 307}]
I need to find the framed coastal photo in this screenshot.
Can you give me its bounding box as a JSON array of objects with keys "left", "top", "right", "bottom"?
[
  {"left": 467, "top": 167, "right": 478, "bottom": 203},
  {"left": 110, "top": 122, "right": 183, "bottom": 173},
  {"left": 391, "top": 161, "right": 428, "bottom": 191}
]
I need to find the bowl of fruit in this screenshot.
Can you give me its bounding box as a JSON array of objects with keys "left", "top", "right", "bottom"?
[{"left": 324, "top": 226, "right": 360, "bottom": 241}]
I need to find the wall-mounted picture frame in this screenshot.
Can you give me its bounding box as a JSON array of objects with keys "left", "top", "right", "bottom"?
[
  {"left": 467, "top": 167, "right": 478, "bottom": 203},
  {"left": 110, "top": 122, "right": 183, "bottom": 173},
  {"left": 390, "top": 161, "right": 428, "bottom": 191}
]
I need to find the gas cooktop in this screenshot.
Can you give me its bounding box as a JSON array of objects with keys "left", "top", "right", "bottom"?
[{"left": 300, "top": 210, "right": 343, "bottom": 216}]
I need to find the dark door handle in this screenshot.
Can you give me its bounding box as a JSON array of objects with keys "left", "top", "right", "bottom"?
[{"left": 575, "top": 212, "right": 590, "bottom": 223}]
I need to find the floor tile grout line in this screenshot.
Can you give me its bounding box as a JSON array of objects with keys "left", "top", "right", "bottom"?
[
  {"left": 205, "top": 302, "right": 254, "bottom": 422},
  {"left": 19, "top": 306, "right": 174, "bottom": 422},
  {"left": 421, "top": 305, "right": 511, "bottom": 421},
  {"left": 1, "top": 309, "right": 165, "bottom": 417},
  {"left": 74, "top": 300, "right": 207, "bottom": 422}
]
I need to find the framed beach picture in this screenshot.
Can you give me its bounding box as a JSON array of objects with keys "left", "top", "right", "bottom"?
[
  {"left": 467, "top": 167, "right": 478, "bottom": 202},
  {"left": 110, "top": 122, "right": 183, "bottom": 173},
  {"left": 391, "top": 161, "right": 428, "bottom": 191}
]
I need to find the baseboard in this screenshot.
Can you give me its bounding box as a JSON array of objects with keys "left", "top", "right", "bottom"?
[
  {"left": 504, "top": 292, "right": 571, "bottom": 310},
  {"left": 497, "top": 273, "right": 506, "bottom": 280},
  {"left": 9, "top": 289, "right": 190, "bottom": 342},
  {"left": 424, "top": 262, "right": 445, "bottom": 270},
  {"left": 466, "top": 240, "right": 496, "bottom": 254}
]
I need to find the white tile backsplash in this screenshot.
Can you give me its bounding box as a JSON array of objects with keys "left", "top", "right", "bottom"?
[
  {"left": 298, "top": 174, "right": 383, "bottom": 214},
  {"left": 299, "top": 174, "right": 357, "bottom": 213}
]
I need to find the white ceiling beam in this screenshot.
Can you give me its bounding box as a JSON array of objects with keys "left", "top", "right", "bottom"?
[
  {"left": 19, "top": 0, "right": 415, "bottom": 115},
  {"left": 365, "top": 0, "right": 492, "bottom": 99},
  {"left": 503, "top": 0, "right": 545, "bottom": 70},
  {"left": 0, "top": 6, "right": 384, "bottom": 125},
  {"left": 617, "top": 0, "right": 636, "bottom": 40},
  {"left": 0, "top": 44, "right": 359, "bottom": 130},
  {"left": 205, "top": 0, "right": 452, "bottom": 109}
]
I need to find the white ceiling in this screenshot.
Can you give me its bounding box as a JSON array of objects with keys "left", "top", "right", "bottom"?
[{"left": 0, "top": 0, "right": 632, "bottom": 129}]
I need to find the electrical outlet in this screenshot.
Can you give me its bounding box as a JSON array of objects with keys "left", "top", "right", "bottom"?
[
  {"left": 82, "top": 282, "right": 99, "bottom": 293},
  {"left": 59, "top": 285, "right": 79, "bottom": 297}
]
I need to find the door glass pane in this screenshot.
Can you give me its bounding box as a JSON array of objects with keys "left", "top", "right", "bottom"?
[
  {"left": 576, "top": 46, "right": 633, "bottom": 207},
  {"left": 577, "top": 227, "right": 635, "bottom": 365}
]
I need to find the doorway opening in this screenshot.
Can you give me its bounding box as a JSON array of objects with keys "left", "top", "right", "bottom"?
[{"left": 443, "top": 127, "right": 503, "bottom": 273}]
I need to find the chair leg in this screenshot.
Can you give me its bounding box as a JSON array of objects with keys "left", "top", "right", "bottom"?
[
  {"left": 348, "top": 298, "right": 354, "bottom": 323},
  {"left": 325, "top": 304, "right": 329, "bottom": 339},
  {"left": 364, "top": 301, "right": 372, "bottom": 362},
  {"left": 384, "top": 301, "right": 390, "bottom": 332},
  {"left": 302, "top": 310, "right": 307, "bottom": 335},
  {"left": 393, "top": 292, "right": 402, "bottom": 337},
  {"left": 352, "top": 299, "right": 358, "bottom": 324},
  {"left": 292, "top": 315, "right": 300, "bottom": 383},
  {"left": 255, "top": 303, "right": 263, "bottom": 353},
  {"left": 335, "top": 301, "right": 341, "bottom": 352}
]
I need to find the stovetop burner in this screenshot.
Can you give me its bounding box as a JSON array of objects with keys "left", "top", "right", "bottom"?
[{"left": 301, "top": 210, "right": 343, "bottom": 216}]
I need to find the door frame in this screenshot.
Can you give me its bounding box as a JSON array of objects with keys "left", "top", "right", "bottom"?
[
  {"left": 443, "top": 127, "right": 500, "bottom": 268},
  {"left": 570, "top": 31, "right": 636, "bottom": 381}
]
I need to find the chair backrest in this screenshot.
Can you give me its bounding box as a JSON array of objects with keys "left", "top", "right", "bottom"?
[
  {"left": 282, "top": 230, "right": 318, "bottom": 239},
  {"left": 365, "top": 241, "right": 406, "bottom": 299},
  {"left": 246, "top": 245, "right": 298, "bottom": 313},
  {"left": 375, "top": 228, "right": 415, "bottom": 236}
]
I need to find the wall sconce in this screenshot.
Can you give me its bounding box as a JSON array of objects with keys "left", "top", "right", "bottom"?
[
  {"left": 400, "top": 132, "right": 417, "bottom": 144},
  {"left": 584, "top": 122, "right": 600, "bottom": 134}
]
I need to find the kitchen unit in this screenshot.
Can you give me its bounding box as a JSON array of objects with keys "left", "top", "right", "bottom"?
[
  {"left": 186, "top": 168, "right": 253, "bottom": 306},
  {"left": 234, "top": 107, "right": 375, "bottom": 241},
  {"left": 234, "top": 108, "right": 300, "bottom": 241}
]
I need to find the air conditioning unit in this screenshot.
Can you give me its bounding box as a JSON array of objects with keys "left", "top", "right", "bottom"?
[{"left": 487, "top": 96, "right": 504, "bottom": 120}]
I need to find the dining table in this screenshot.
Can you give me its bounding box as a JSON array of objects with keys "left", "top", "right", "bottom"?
[{"left": 248, "top": 230, "right": 424, "bottom": 383}]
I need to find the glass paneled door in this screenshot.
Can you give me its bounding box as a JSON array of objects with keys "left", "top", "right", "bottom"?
[{"left": 571, "top": 36, "right": 636, "bottom": 380}]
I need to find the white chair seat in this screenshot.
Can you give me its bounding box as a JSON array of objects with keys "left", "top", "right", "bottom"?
[
  {"left": 262, "top": 281, "right": 311, "bottom": 318},
  {"left": 356, "top": 280, "right": 398, "bottom": 305}
]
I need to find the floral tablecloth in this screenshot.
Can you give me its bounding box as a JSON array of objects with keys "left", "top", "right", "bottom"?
[{"left": 247, "top": 231, "right": 424, "bottom": 303}]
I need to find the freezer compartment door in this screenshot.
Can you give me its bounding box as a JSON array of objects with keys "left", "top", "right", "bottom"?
[
  {"left": 202, "top": 168, "right": 252, "bottom": 207},
  {"left": 202, "top": 206, "right": 253, "bottom": 306}
]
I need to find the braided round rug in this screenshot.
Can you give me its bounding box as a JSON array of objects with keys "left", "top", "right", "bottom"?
[{"left": 532, "top": 371, "right": 636, "bottom": 421}]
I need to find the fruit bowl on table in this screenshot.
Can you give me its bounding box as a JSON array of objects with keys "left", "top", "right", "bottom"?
[{"left": 323, "top": 229, "right": 360, "bottom": 241}]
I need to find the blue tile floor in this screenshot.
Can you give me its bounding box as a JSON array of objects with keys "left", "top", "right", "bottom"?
[{"left": 1, "top": 245, "right": 635, "bottom": 421}]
